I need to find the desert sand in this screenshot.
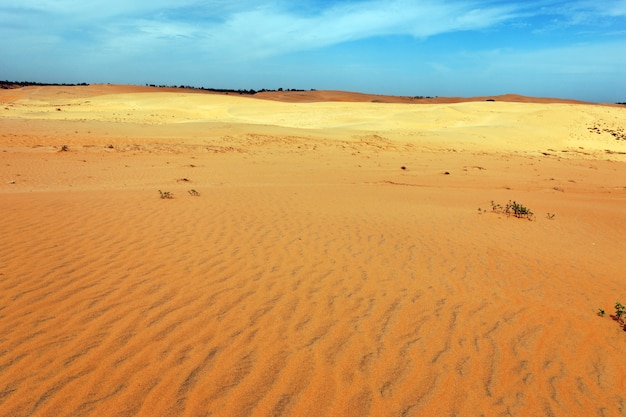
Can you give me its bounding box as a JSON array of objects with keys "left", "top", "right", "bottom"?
[{"left": 1, "top": 84, "right": 625, "bottom": 416}]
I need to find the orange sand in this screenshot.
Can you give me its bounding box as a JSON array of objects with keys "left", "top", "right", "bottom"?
[{"left": 1, "top": 84, "right": 625, "bottom": 416}]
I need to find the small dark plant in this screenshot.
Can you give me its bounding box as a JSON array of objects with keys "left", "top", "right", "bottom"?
[
  {"left": 489, "top": 200, "right": 534, "bottom": 220},
  {"left": 615, "top": 302, "right": 625, "bottom": 324},
  {"left": 546, "top": 212, "right": 556, "bottom": 220},
  {"left": 159, "top": 190, "right": 173, "bottom": 199},
  {"left": 490, "top": 200, "right": 503, "bottom": 212},
  {"left": 60, "top": 145, "right": 69, "bottom": 152},
  {"left": 188, "top": 189, "right": 200, "bottom": 196},
  {"left": 505, "top": 200, "right": 534, "bottom": 220},
  {"left": 598, "top": 303, "right": 626, "bottom": 330}
]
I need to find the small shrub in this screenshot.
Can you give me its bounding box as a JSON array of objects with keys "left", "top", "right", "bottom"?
[
  {"left": 598, "top": 303, "right": 626, "bottom": 330},
  {"left": 489, "top": 200, "right": 534, "bottom": 220},
  {"left": 159, "top": 190, "right": 173, "bottom": 199},
  {"left": 188, "top": 189, "right": 200, "bottom": 196},
  {"left": 615, "top": 302, "right": 626, "bottom": 324},
  {"left": 505, "top": 200, "right": 534, "bottom": 220},
  {"left": 59, "top": 145, "right": 69, "bottom": 152},
  {"left": 546, "top": 213, "right": 556, "bottom": 220},
  {"left": 490, "top": 200, "right": 503, "bottom": 212}
]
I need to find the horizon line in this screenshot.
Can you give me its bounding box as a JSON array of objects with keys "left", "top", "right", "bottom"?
[{"left": 2, "top": 80, "right": 624, "bottom": 105}]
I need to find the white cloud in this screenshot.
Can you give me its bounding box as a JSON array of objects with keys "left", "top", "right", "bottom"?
[
  {"left": 0, "top": 0, "right": 523, "bottom": 59},
  {"left": 232, "top": 1, "right": 518, "bottom": 51},
  {"left": 571, "top": 0, "right": 626, "bottom": 17},
  {"left": 533, "top": 0, "right": 626, "bottom": 27}
]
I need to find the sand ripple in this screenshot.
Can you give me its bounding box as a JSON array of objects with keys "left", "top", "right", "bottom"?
[
  {"left": 1, "top": 86, "right": 625, "bottom": 416},
  {"left": 1, "top": 181, "right": 625, "bottom": 416}
]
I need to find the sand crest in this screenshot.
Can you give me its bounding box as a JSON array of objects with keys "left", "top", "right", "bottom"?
[{"left": 1, "top": 85, "right": 625, "bottom": 416}]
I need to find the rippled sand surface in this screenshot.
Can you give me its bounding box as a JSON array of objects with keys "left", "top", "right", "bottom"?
[{"left": 1, "top": 85, "right": 625, "bottom": 416}]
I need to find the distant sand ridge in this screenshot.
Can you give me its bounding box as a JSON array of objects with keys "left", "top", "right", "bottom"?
[{"left": 1, "top": 85, "right": 625, "bottom": 416}]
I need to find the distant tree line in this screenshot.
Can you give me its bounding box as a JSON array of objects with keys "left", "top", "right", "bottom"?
[
  {"left": 1, "top": 80, "right": 89, "bottom": 89},
  {"left": 0, "top": 80, "right": 315, "bottom": 95},
  {"left": 146, "top": 84, "right": 258, "bottom": 95},
  {"left": 145, "top": 84, "right": 313, "bottom": 95},
  {"left": 0, "top": 81, "right": 439, "bottom": 100}
]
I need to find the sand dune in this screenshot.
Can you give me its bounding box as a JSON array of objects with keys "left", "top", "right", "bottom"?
[{"left": 1, "top": 85, "right": 625, "bottom": 416}]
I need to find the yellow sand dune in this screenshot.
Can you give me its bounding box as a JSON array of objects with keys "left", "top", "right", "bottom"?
[{"left": 1, "top": 85, "right": 625, "bottom": 416}]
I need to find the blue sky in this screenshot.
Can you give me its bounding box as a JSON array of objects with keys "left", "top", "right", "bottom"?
[{"left": 1, "top": 0, "right": 625, "bottom": 102}]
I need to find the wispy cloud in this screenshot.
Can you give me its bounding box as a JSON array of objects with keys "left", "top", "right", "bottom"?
[
  {"left": 1, "top": 0, "right": 624, "bottom": 100},
  {"left": 559, "top": 0, "right": 626, "bottom": 19},
  {"left": 3, "top": 0, "right": 624, "bottom": 60},
  {"left": 528, "top": 0, "right": 626, "bottom": 32},
  {"left": 204, "top": 0, "right": 520, "bottom": 58},
  {"left": 1, "top": 1, "right": 523, "bottom": 59}
]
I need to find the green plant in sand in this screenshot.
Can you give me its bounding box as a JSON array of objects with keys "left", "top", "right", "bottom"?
[
  {"left": 505, "top": 200, "right": 534, "bottom": 220},
  {"left": 489, "top": 200, "right": 534, "bottom": 220},
  {"left": 490, "top": 200, "right": 503, "bottom": 213}
]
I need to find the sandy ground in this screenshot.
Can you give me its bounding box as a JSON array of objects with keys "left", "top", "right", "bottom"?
[{"left": 1, "top": 84, "right": 626, "bottom": 416}]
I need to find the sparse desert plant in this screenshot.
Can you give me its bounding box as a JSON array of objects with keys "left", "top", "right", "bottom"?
[
  {"left": 615, "top": 302, "right": 626, "bottom": 324},
  {"left": 546, "top": 212, "right": 556, "bottom": 220},
  {"left": 489, "top": 200, "right": 534, "bottom": 220},
  {"left": 598, "top": 303, "right": 626, "bottom": 330},
  {"left": 505, "top": 200, "right": 534, "bottom": 220},
  {"left": 59, "top": 145, "right": 69, "bottom": 152},
  {"left": 188, "top": 189, "right": 200, "bottom": 196},
  {"left": 490, "top": 200, "right": 503, "bottom": 212},
  {"left": 159, "top": 190, "right": 173, "bottom": 199}
]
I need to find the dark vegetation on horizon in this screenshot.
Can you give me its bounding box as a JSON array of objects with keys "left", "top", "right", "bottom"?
[
  {"left": 0, "top": 80, "right": 304, "bottom": 95},
  {"left": 1, "top": 80, "right": 89, "bottom": 89},
  {"left": 0, "top": 80, "right": 430, "bottom": 99},
  {"left": 145, "top": 84, "right": 432, "bottom": 100},
  {"left": 145, "top": 84, "right": 312, "bottom": 95}
]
